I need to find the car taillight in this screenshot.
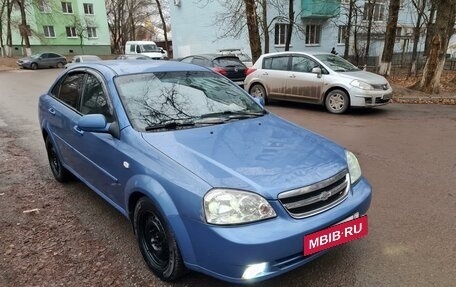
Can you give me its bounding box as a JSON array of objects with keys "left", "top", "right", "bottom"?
[
  {"left": 246, "top": 67, "right": 256, "bottom": 76},
  {"left": 212, "top": 67, "right": 228, "bottom": 75}
]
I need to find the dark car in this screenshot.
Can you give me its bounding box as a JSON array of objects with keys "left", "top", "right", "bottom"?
[
  {"left": 179, "top": 54, "right": 247, "bottom": 85},
  {"left": 38, "top": 60, "right": 371, "bottom": 283},
  {"left": 17, "top": 52, "right": 67, "bottom": 70},
  {"left": 114, "top": 54, "right": 152, "bottom": 60}
]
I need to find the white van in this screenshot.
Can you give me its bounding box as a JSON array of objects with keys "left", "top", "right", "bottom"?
[{"left": 125, "top": 41, "right": 168, "bottom": 60}]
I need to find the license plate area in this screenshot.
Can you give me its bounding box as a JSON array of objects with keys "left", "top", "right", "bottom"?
[{"left": 303, "top": 215, "right": 368, "bottom": 256}]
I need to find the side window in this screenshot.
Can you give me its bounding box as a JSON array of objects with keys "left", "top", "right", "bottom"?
[
  {"left": 291, "top": 56, "right": 319, "bottom": 73},
  {"left": 136, "top": 45, "right": 141, "bottom": 53},
  {"left": 129, "top": 44, "right": 135, "bottom": 53},
  {"left": 53, "top": 72, "right": 85, "bottom": 110},
  {"left": 180, "top": 57, "right": 193, "bottom": 63},
  {"left": 80, "top": 74, "right": 114, "bottom": 122},
  {"left": 75, "top": 57, "right": 80, "bottom": 63},
  {"left": 270, "top": 56, "right": 289, "bottom": 71},
  {"left": 192, "top": 57, "right": 207, "bottom": 66}
]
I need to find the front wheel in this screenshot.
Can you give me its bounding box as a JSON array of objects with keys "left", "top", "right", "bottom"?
[
  {"left": 249, "top": 83, "right": 268, "bottom": 104},
  {"left": 325, "top": 89, "right": 350, "bottom": 114},
  {"left": 57, "top": 62, "right": 64, "bottom": 68},
  {"left": 134, "top": 198, "right": 187, "bottom": 281},
  {"left": 31, "top": 63, "right": 38, "bottom": 70}
]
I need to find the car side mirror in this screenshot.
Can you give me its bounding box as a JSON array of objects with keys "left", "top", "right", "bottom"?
[
  {"left": 160, "top": 48, "right": 165, "bottom": 54},
  {"left": 312, "top": 67, "right": 322, "bottom": 78},
  {"left": 78, "top": 114, "right": 109, "bottom": 133}
]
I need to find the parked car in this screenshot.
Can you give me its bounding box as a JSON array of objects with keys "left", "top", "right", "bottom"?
[
  {"left": 125, "top": 40, "right": 168, "bottom": 59},
  {"left": 114, "top": 54, "right": 152, "bottom": 60},
  {"left": 65, "top": 55, "right": 102, "bottom": 68},
  {"left": 179, "top": 54, "right": 247, "bottom": 86},
  {"left": 244, "top": 51, "right": 393, "bottom": 114},
  {"left": 39, "top": 60, "right": 371, "bottom": 283},
  {"left": 17, "top": 52, "right": 67, "bottom": 70},
  {"left": 218, "top": 48, "right": 253, "bottom": 67}
]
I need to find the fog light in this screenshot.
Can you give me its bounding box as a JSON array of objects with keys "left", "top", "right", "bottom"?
[{"left": 242, "top": 262, "right": 267, "bottom": 280}]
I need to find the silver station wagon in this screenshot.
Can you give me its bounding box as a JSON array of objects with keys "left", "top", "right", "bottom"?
[{"left": 244, "top": 52, "right": 393, "bottom": 114}]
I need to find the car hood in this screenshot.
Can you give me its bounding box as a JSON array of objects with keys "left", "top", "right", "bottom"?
[
  {"left": 141, "top": 114, "right": 347, "bottom": 199},
  {"left": 142, "top": 52, "right": 164, "bottom": 58},
  {"left": 337, "top": 70, "right": 388, "bottom": 85},
  {"left": 18, "top": 56, "right": 34, "bottom": 62}
]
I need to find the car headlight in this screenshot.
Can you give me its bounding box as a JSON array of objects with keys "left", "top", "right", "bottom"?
[
  {"left": 346, "top": 150, "right": 362, "bottom": 184},
  {"left": 350, "top": 79, "right": 373, "bottom": 90},
  {"left": 204, "top": 189, "right": 276, "bottom": 225}
]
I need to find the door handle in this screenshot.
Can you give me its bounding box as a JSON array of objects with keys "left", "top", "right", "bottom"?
[
  {"left": 48, "top": 108, "right": 56, "bottom": 115},
  {"left": 289, "top": 74, "right": 296, "bottom": 78},
  {"left": 73, "top": 125, "right": 84, "bottom": 135},
  {"left": 262, "top": 72, "right": 268, "bottom": 76}
]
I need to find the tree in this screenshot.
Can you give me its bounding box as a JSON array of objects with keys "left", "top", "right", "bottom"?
[
  {"left": 152, "top": 0, "right": 169, "bottom": 53},
  {"left": 379, "top": 0, "right": 401, "bottom": 76},
  {"left": 243, "top": 0, "right": 262, "bottom": 62},
  {"left": 409, "top": 0, "right": 428, "bottom": 76},
  {"left": 412, "top": 0, "right": 456, "bottom": 93},
  {"left": 15, "top": 0, "right": 31, "bottom": 56},
  {"left": 284, "top": 0, "right": 294, "bottom": 51}
]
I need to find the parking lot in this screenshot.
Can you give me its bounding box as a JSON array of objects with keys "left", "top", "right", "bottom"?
[{"left": 0, "top": 69, "right": 455, "bottom": 286}]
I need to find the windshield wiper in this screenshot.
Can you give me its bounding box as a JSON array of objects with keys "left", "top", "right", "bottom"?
[
  {"left": 145, "top": 118, "right": 228, "bottom": 131},
  {"left": 145, "top": 121, "right": 196, "bottom": 131},
  {"left": 200, "top": 110, "right": 266, "bottom": 120}
]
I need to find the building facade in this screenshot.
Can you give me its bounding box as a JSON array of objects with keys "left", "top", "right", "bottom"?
[
  {"left": 170, "top": 0, "right": 427, "bottom": 63},
  {"left": 2, "top": 0, "right": 110, "bottom": 56}
]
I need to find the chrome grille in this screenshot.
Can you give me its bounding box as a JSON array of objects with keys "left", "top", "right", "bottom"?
[{"left": 278, "top": 170, "right": 350, "bottom": 218}]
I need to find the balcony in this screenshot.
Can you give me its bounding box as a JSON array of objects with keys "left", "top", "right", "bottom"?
[{"left": 301, "top": 0, "right": 340, "bottom": 19}]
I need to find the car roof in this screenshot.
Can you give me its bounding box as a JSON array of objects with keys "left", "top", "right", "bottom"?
[
  {"left": 260, "top": 51, "right": 330, "bottom": 57},
  {"left": 183, "top": 54, "right": 240, "bottom": 60},
  {"left": 69, "top": 60, "right": 210, "bottom": 76}
]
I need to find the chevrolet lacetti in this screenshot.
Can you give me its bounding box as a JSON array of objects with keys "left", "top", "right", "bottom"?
[
  {"left": 38, "top": 61, "right": 372, "bottom": 283},
  {"left": 244, "top": 51, "right": 393, "bottom": 114}
]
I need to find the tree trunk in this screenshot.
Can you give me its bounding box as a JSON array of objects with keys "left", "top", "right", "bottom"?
[
  {"left": 16, "top": 0, "right": 31, "bottom": 56},
  {"left": 261, "top": 0, "right": 269, "bottom": 53},
  {"left": 379, "top": 0, "right": 400, "bottom": 76},
  {"left": 6, "top": 0, "right": 13, "bottom": 57},
  {"left": 344, "top": 0, "right": 354, "bottom": 59},
  {"left": 409, "top": 0, "right": 426, "bottom": 76},
  {"left": 413, "top": 0, "right": 456, "bottom": 94},
  {"left": 155, "top": 0, "right": 169, "bottom": 54},
  {"left": 0, "top": 0, "right": 6, "bottom": 56},
  {"left": 284, "top": 0, "right": 294, "bottom": 51},
  {"left": 364, "top": 0, "right": 375, "bottom": 66},
  {"left": 423, "top": 3, "right": 436, "bottom": 56},
  {"left": 243, "top": 0, "right": 262, "bottom": 62}
]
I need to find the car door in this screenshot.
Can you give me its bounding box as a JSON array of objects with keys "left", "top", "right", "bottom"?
[
  {"left": 259, "top": 55, "right": 290, "bottom": 99},
  {"left": 285, "top": 55, "right": 324, "bottom": 102},
  {"left": 70, "top": 72, "right": 126, "bottom": 207}
]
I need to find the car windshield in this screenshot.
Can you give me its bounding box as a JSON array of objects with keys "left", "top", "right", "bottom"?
[
  {"left": 141, "top": 44, "right": 160, "bottom": 52},
  {"left": 314, "top": 54, "right": 360, "bottom": 72},
  {"left": 30, "top": 54, "right": 41, "bottom": 59},
  {"left": 114, "top": 71, "right": 264, "bottom": 131}
]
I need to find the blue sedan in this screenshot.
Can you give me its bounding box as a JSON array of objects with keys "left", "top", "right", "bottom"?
[{"left": 38, "top": 60, "right": 372, "bottom": 283}]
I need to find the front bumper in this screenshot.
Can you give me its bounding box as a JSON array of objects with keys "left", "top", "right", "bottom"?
[
  {"left": 349, "top": 87, "right": 393, "bottom": 107},
  {"left": 181, "top": 177, "right": 372, "bottom": 283}
]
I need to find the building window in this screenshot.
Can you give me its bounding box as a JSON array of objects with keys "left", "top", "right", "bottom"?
[
  {"left": 43, "top": 26, "right": 55, "bottom": 38},
  {"left": 338, "top": 26, "right": 348, "bottom": 44},
  {"left": 66, "top": 26, "right": 77, "bottom": 38},
  {"left": 363, "top": 0, "right": 385, "bottom": 22},
  {"left": 305, "top": 24, "right": 321, "bottom": 45},
  {"left": 38, "top": 0, "right": 51, "bottom": 13},
  {"left": 83, "top": 3, "right": 94, "bottom": 14},
  {"left": 61, "top": 2, "right": 73, "bottom": 13},
  {"left": 87, "top": 27, "right": 97, "bottom": 38},
  {"left": 274, "top": 23, "right": 288, "bottom": 46}
]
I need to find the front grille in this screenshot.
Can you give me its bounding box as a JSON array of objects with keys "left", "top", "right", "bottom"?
[{"left": 278, "top": 170, "right": 349, "bottom": 218}]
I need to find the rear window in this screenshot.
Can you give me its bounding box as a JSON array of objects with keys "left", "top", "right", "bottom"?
[{"left": 213, "top": 57, "right": 245, "bottom": 68}]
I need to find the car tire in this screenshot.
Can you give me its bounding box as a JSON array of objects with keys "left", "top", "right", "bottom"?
[
  {"left": 325, "top": 89, "right": 350, "bottom": 114},
  {"left": 57, "top": 62, "right": 64, "bottom": 68},
  {"left": 249, "top": 83, "right": 268, "bottom": 104},
  {"left": 31, "top": 63, "right": 38, "bottom": 70},
  {"left": 45, "top": 137, "right": 71, "bottom": 182},
  {"left": 134, "top": 197, "right": 187, "bottom": 281}
]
